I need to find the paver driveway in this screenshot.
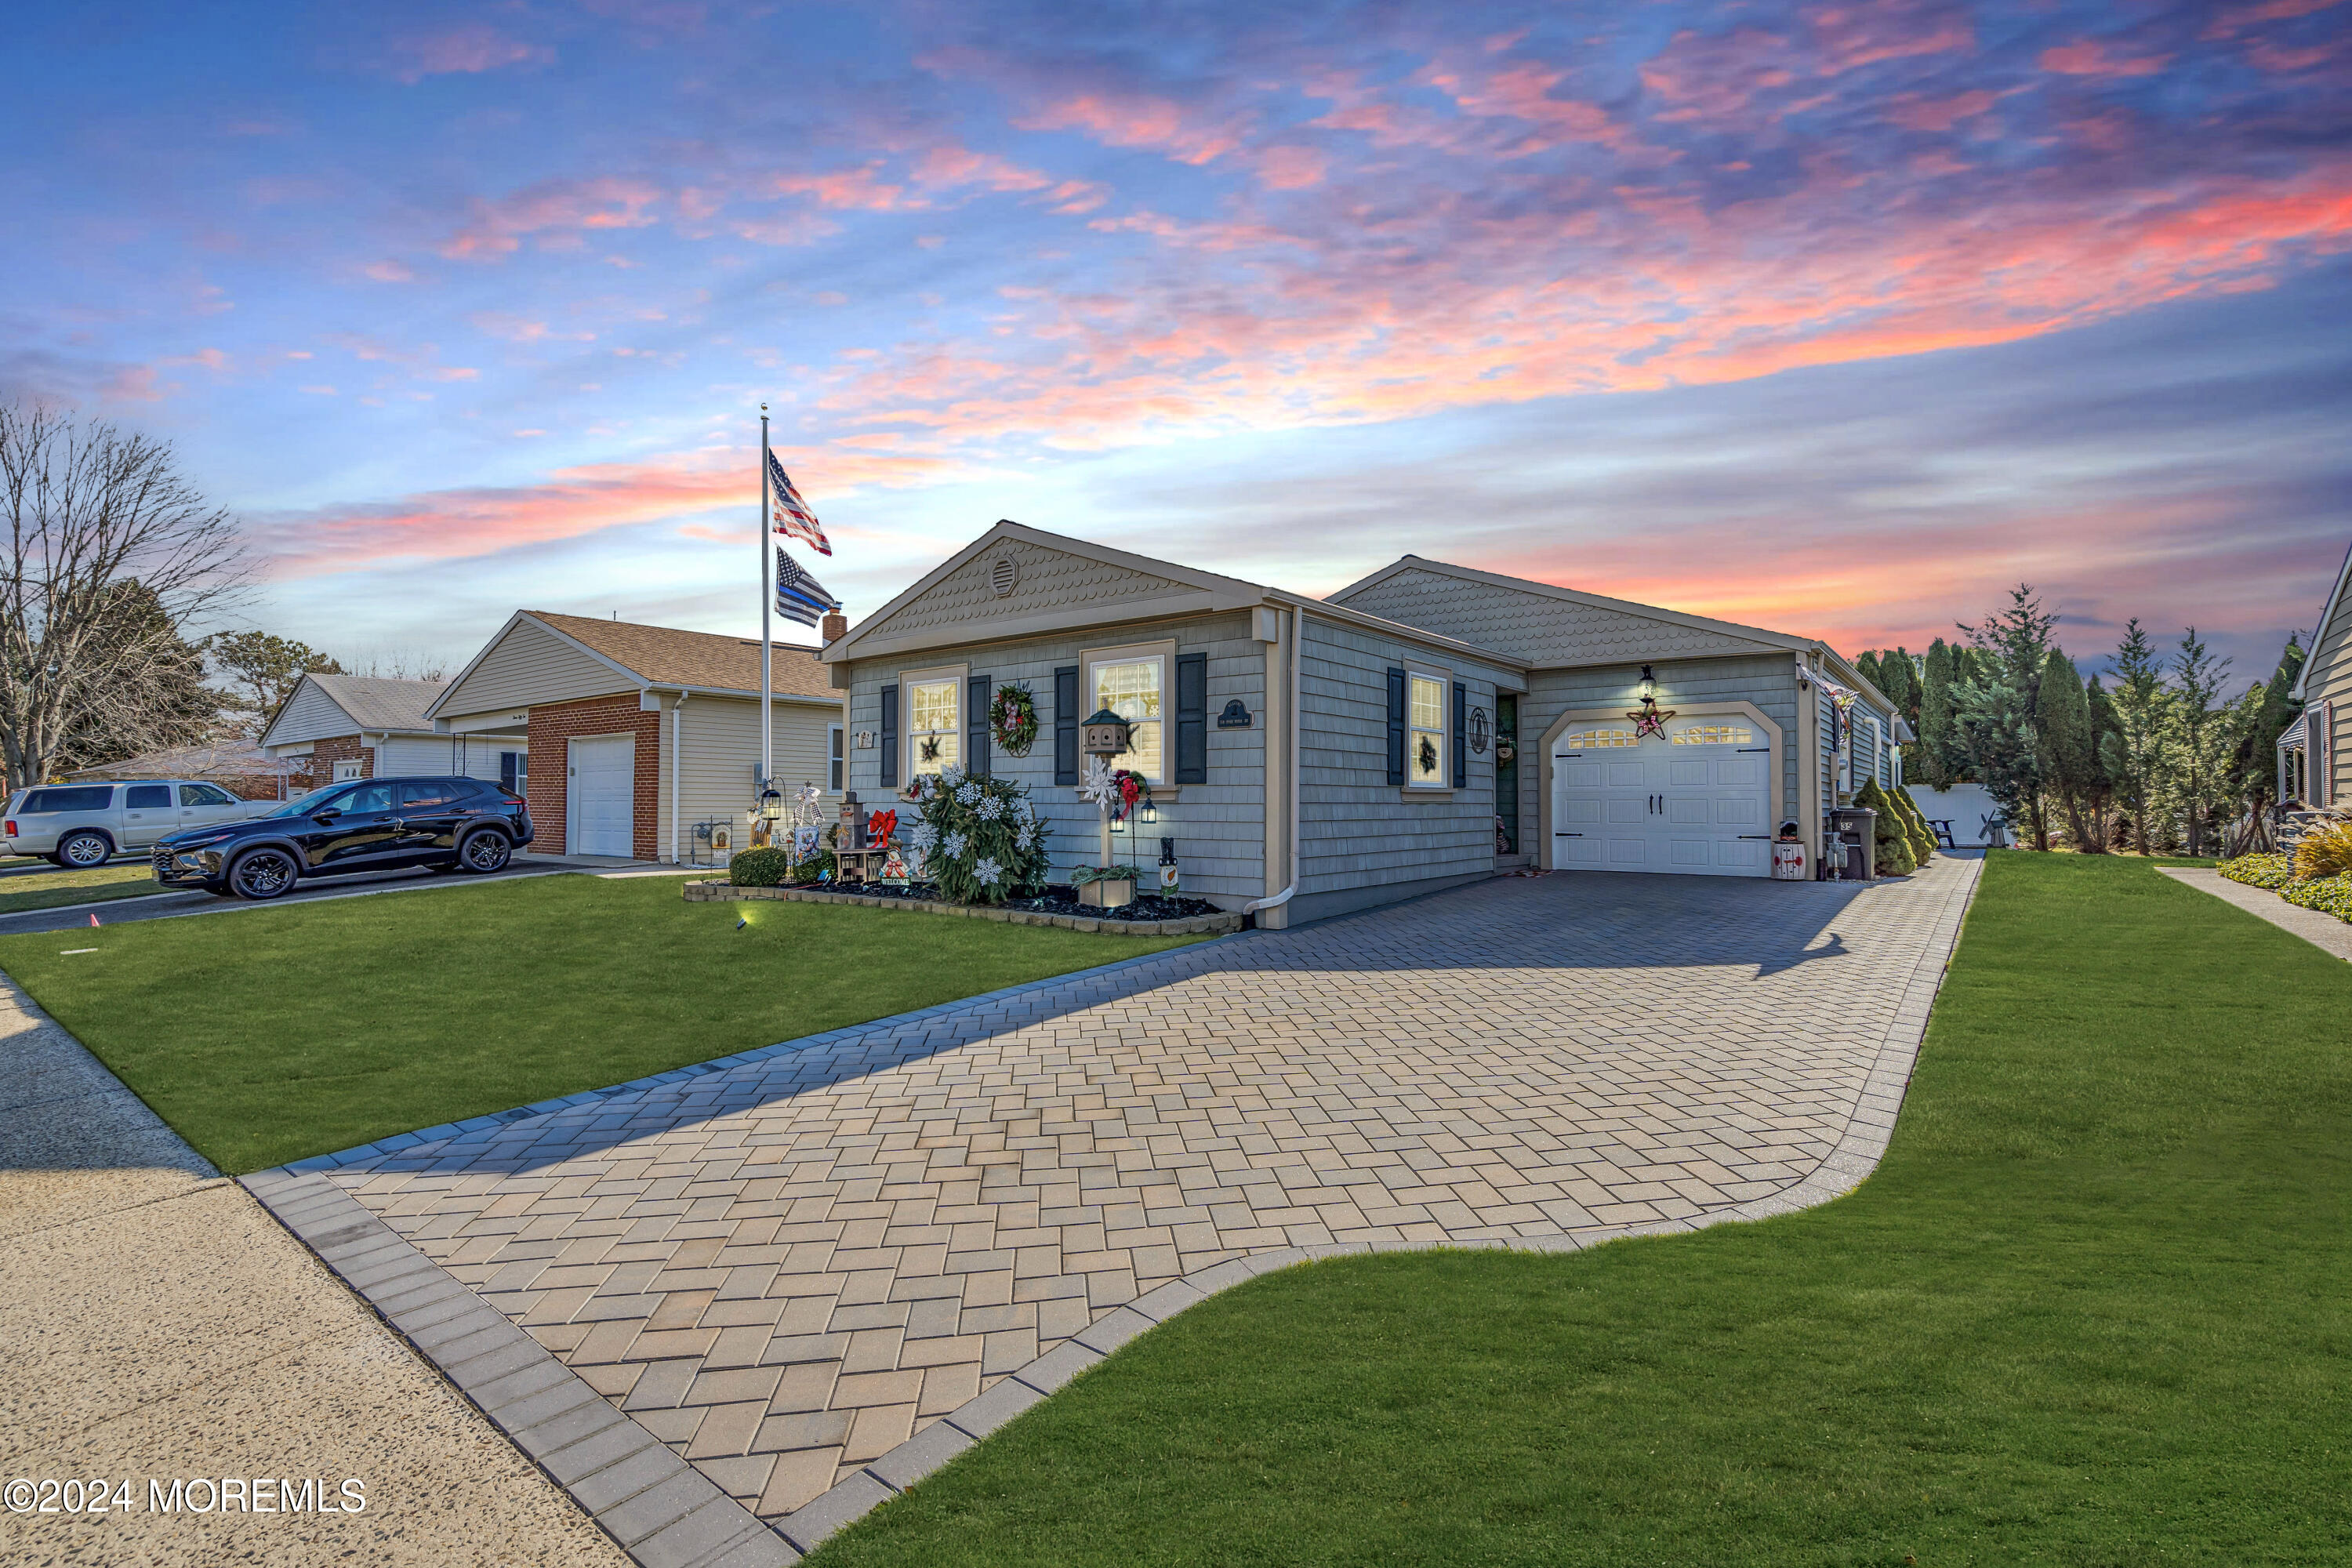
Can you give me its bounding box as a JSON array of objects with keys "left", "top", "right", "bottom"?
[{"left": 291, "top": 856, "right": 1976, "bottom": 1553}]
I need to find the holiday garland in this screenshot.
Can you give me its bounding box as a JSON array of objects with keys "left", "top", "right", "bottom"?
[{"left": 989, "top": 683, "right": 1040, "bottom": 757}]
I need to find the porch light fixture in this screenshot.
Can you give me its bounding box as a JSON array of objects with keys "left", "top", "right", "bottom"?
[
  {"left": 1628, "top": 664, "right": 1675, "bottom": 741},
  {"left": 1139, "top": 801, "right": 1158, "bottom": 826},
  {"left": 757, "top": 786, "right": 782, "bottom": 821},
  {"left": 1639, "top": 664, "right": 1657, "bottom": 702}
]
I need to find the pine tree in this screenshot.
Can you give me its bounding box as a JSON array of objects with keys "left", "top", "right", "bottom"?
[
  {"left": 1957, "top": 585, "right": 2057, "bottom": 848},
  {"left": 2034, "top": 649, "right": 2100, "bottom": 851},
  {"left": 1918, "top": 638, "right": 1960, "bottom": 789},
  {"left": 2085, "top": 675, "right": 2122, "bottom": 848},
  {"left": 1876, "top": 650, "right": 1917, "bottom": 728},
  {"left": 2225, "top": 635, "right": 2304, "bottom": 851},
  {"left": 2161, "top": 629, "right": 2233, "bottom": 858},
  {"left": 1855, "top": 650, "right": 1884, "bottom": 695},
  {"left": 2103, "top": 619, "right": 2169, "bottom": 854}
]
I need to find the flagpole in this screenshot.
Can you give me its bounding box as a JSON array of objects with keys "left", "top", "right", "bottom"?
[{"left": 759, "top": 405, "right": 773, "bottom": 829}]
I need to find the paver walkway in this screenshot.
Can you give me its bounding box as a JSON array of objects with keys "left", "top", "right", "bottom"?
[
  {"left": 288, "top": 855, "right": 1977, "bottom": 1557},
  {"left": 0, "top": 971, "right": 625, "bottom": 1566}
]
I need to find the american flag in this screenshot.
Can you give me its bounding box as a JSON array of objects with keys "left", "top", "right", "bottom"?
[
  {"left": 775, "top": 546, "right": 839, "bottom": 627},
  {"left": 766, "top": 450, "right": 831, "bottom": 556}
]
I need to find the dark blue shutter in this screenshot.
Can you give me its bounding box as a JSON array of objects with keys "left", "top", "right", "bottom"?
[
  {"left": 879, "top": 684, "right": 899, "bottom": 788},
  {"left": 1054, "top": 666, "right": 1080, "bottom": 786},
  {"left": 1385, "top": 667, "right": 1406, "bottom": 786},
  {"left": 967, "top": 673, "right": 991, "bottom": 777},
  {"left": 1174, "top": 652, "right": 1207, "bottom": 785},
  {"left": 1452, "top": 681, "right": 1467, "bottom": 789}
]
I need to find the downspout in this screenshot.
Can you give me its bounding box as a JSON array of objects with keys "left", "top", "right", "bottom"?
[
  {"left": 670, "top": 692, "right": 689, "bottom": 865},
  {"left": 1243, "top": 603, "right": 1305, "bottom": 919}
]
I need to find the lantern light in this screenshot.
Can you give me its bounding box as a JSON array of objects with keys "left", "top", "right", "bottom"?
[
  {"left": 1140, "top": 801, "right": 1158, "bottom": 826},
  {"left": 1639, "top": 664, "right": 1657, "bottom": 702},
  {"left": 757, "top": 786, "right": 782, "bottom": 821}
]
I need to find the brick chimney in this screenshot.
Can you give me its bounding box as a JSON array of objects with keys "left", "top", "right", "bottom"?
[{"left": 820, "top": 610, "right": 848, "bottom": 643}]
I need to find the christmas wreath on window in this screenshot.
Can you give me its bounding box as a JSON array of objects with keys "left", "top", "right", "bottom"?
[
  {"left": 1417, "top": 735, "right": 1439, "bottom": 777},
  {"left": 989, "top": 683, "right": 1039, "bottom": 757}
]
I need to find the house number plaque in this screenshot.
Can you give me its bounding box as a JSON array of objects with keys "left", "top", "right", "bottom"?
[{"left": 1216, "top": 700, "right": 1253, "bottom": 728}]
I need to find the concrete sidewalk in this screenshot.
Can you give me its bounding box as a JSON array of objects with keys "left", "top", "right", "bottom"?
[
  {"left": 0, "top": 971, "right": 626, "bottom": 1566},
  {"left": 2158, "top": 866, "right": 2352, "bottom": 961}
]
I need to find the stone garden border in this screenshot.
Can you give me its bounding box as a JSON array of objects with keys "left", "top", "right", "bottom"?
[{"left": 683, "top": 879, "right": 1243, "bottom": 938}]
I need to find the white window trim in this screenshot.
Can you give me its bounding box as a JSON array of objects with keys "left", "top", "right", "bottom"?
[
  {"left": 1406, "top": 666, "right": 1450, "bottom": 789},
  {"left": 828, "top": 724, "right": 845, "bottom": 793},
  {"left": 1080, "top": 639, "right": 1176, "bottom": 786},
  {"left": 900, "top": 663, "right": 967, "bottom": 781}
]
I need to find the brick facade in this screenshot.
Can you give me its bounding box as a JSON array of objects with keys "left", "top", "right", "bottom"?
[
  {"left": 525, "top": 693, "right": 662, "bottom": 859},
  {"left": 289, "top": 735, "right": 372, "bottom": 796}
]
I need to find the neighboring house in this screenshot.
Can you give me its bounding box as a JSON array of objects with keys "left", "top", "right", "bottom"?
[
  {"left": 426, "top": 610, "right": 844, "bottom": 862},
  {"left": 65, "top": 736, "right": 287, "bottom": 800},
  {"left": 2284, "top": 537, "right": 2351, "bottom": 809},
  {"left": 821, "top": 521, "right": 1899, "bottom": 929},
  {"left": 258, "top": 674, "right": 524, "bottom": 796}
]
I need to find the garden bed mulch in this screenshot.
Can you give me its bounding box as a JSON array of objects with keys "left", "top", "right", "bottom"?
[{"left": 683, "top": 879, "right": 1244, "bottom": 937}]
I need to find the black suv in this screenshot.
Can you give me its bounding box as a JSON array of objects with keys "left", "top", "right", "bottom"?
[{"left": 153, "top": 776, "right": 535, "bottom": 900}]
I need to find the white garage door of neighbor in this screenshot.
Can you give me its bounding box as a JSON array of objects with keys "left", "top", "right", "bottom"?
[
  {"left": 1552, "top": 718, "right": 1772, "bottom": 877},
  {"left": 568, "top": 734, "right": 635, "bottom": 858}
]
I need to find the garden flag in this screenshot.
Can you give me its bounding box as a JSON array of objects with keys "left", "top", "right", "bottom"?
[
  {"left": 766, "top": 450, "right": 831, "bottom": 556},
  {"left": 775, "top": 546, "right": 839, "bottom": 626}
]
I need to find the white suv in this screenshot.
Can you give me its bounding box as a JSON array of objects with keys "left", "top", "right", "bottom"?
[{"left": 5, "top": 780, "right": 263, "bottom": 867}]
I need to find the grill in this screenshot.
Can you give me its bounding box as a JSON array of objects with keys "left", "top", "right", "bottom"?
[{"left": 151, "top": 848, "right": 174, "bottom": 877}]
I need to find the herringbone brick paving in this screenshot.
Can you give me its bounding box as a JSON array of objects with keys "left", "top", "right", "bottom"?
[{"left": 333, "top": 863, "right": 1962, "bottom": 1519}]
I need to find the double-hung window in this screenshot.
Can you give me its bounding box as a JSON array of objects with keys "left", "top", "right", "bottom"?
[
  {"left": 1082, "top": 642, "right": 1171, "bottom": 783},
  {"left": 906, "top": 674, "right": 961, "bottom": 778},
  {"left": 829, "top": 725, "right": 845, "bottom": 792},
  {"left": 1407, "top": 671, "right": 1447, "bottom": 788}
]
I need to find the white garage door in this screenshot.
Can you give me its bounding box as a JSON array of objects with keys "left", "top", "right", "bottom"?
[
  {"left": 568, "top": 734, "right": 635, "bottom": 858},
  {"left": 1552, "top": 717, "right": 1772, "bottom": 877}
]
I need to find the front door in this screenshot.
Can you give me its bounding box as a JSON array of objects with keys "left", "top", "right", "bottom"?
[
  {"left": 1552, "top": 717, "right": 1772, "bottom": 877},
  {"left": 568, "top": 735, "right": 635, "bottom": 857}
]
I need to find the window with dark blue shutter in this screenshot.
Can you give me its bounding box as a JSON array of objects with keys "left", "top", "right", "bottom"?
[
  {"left": 967, "top": 673, "right": 991, "bottom": 777},
  {"left": 1385, "top": 666, "right": 1406, "bottom": 786},
  {"left": 1054, "top": 666, "right": 1080, "bottom": 786},
  {"left": 1174, "top": 652, "right": 1207, "bottom": 785},
  {"left": 1452, "top": 680, "right": 1467, "bottom": 789},
  {"left": 879, "top": 684, "right": 899, "bottom": 787}
]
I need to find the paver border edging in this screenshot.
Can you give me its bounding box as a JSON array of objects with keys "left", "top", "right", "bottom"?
[
  {"left": 243, "top": 1167, "right": 800, "bottom": 1568},
  {"left": 682, "top": 878, "right": 1244, "bottom": 938},
  {"left": 771, "top": 852, "right": 1988, "bottom": 1553}
]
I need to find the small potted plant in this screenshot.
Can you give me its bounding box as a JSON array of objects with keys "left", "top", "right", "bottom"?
[{"left": 1071, "top": 862, "right": 1139, "bottom": 909}]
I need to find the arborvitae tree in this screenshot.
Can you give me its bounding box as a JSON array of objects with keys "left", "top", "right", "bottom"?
[
  {"left": 2226, "top": 635, "right": 2304, "bottom": 851},
  {"left": 1876, "top": 649, "right": 1917, "bottom": 728},
  {"left": 2085, "top": 674, "right": 2123, "bottom": 850},
  {"left": 1854, "top": 778, "right": 1916, "bottom": 874},
  {"left": 1893, "top": 783, "right": 1937, "bottom": 862},
  {"left": 2162, "top": 629, "right": 2233, "bottom": 858},
  {"left": 1855, "top": 650, "right": 1884, "bottom": 695},
  {"left": 2103, "top": 619, "right": 2169, "bottom": 854},
  {"left": 1958, "top": 585, "right": 2057, "bottom": 848},
  {"left": 2035, "top": 649, "right": 2100, "bottom": 851},
  {"left": 1918, "top": 638, "right": 1960, "bottom": 789}
]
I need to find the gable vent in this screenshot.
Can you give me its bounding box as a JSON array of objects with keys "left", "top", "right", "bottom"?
[{"left": 989, "top": 555, "right": 1019, "bottom": 597}]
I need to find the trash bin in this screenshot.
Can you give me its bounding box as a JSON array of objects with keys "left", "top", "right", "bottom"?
[{"left": 1825, "top": 806, "right": 1877, "bottom": 881}]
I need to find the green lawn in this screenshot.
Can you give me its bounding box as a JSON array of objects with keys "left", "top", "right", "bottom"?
[
  {"left": 0, "top": 875, "right": 1200, "bottom": 1173},
  {"left": 814, "top": 855, "right": 2351, "bottom": 1567},
  {"left": 0, "top": 860, "right": 169, "bottom": 915}
]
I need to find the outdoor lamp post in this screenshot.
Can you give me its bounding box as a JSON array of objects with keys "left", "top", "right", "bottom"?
[
  {"left": 754, "top": 785, "right": 782, "bottom": 847},
  {"left": 1081, "top": 706, "right": 1132, "bottom": 888}
]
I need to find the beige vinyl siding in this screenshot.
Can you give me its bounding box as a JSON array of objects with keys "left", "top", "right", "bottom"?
[
  {"left": 261, "top": 681, "right": 358, "bottom": 749},
  {"left": 844, "top": 609, "right": 1269, "bottom": 905},
  {"left": 440, "top": 616, "right": 633, "bottom": 720},
  {"left": 373, "top": 735, "right": 452, "bottom": 775},
  {"left": 668, "top": 695, "right": 843, "bottom": 862},
  {"left": 1296, "top": 615, "right": 1504, "bottom": 907},
  {"left": 1523, "top": 655, "right": 1803, "bottom": 852},
  {"left": 448, "top": 734, "right": 527, "bottom": 785},
  {"left": 2310, "top": 583, "right": 2352, "bottom": 804}
]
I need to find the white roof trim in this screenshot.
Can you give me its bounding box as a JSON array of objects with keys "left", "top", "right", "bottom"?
[
  {"left": 1329, "top": 555, "right": 1815, "bottom": 655},
  {"left": 822, "top": 520, "right": 1270, "bottom": 663},
  {"left": 2289, "top": 535, "right": 2352, "bottom": 702}
]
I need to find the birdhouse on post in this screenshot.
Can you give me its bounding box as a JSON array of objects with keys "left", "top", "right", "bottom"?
[{"left": 1081, "top": 707, "right": 1132, "bottom": 757}]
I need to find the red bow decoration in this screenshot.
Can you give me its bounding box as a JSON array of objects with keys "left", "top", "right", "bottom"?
[{"left": 865, "top": 809, "right": 897, "bottom": 848}]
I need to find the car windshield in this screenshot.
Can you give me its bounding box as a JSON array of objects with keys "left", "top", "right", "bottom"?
[{"left": 259, "top": 788, "right": 348, "bottom": 818}]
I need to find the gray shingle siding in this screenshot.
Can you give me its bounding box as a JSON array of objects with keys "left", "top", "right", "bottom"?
[
  {"left": 1334, "top": 565, "right": 1777, "bottom": 666},
  {"left": 1298, "top": 615, "right": 1507, "bottom": 899},
  {"left": 843, "top": 610, "right": 1268, "bottom": 904}
]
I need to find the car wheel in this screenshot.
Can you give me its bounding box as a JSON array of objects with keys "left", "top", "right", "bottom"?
[
  {"left": 457, "top": 829, "right": 513, "bottom": 873},
  {"left": 228, "top": 848, "right": 299, "bottom": 900},
  {"left": 57, "top": 831, "right": 111, "bottom": 868}
]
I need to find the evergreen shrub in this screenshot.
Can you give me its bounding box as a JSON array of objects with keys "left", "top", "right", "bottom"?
[
  {"left": 2281, "top": 873, "right": 2352, "bottom": 924},
  {"left": 728, "top": 847, "right": 793, "bottom": 887},
  {"left": 1891, "top": 784, "right": 1936, "bottom": 863},
  {"left": 2218, "top": 854, "right": 2294, "bottom": 890},
  {"left": 1854, "top": 779, "right": 1916, "bottom": 875}
]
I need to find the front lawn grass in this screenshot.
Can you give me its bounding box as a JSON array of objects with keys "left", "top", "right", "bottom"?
[
  {"left": 0, "top": 860, "right": 172, "bottom": 915},
  {"left": 0, "top": 874, "right": 1200, "bottom": 1173},
  {"left": 814, "top": 854, "right": 2351, "bottom": 1567}
]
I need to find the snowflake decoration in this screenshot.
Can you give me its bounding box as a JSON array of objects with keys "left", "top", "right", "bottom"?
[
  {"left": 956, "top": 781, "right": 981, "bottom": 804},
  {"left": 1014, "top": 818, "right": 1038, "bottom": 848},
  {"left": 974, "top": 856, "right": 1003, "bottom": 885},
  {"left": 940, "top": 764, "right": 964, "bottom": 786},
  {"left": 1078, "top": 755, "right": 1120, "bottom": 807},
  {"left": 944, "top": 829, "right": 968, "bottom": 858},
  {"left": 908, "top": 822, "right": 938, "bottom": 851},
  {"left": 975, "top": 795, "right": 1004, "bottom": 821}
]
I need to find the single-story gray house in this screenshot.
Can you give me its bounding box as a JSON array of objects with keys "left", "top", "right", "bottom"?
[
  {"left": 822, "top": 521, "right": 1900, "bottom": 927},
  {"left": 260, "top": 673, "right": 524, "bottom": 796}
]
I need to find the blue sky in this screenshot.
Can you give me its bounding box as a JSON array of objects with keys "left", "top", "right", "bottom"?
[{"left": 5, "top": 0, "right": 2348, "bottom": 681}]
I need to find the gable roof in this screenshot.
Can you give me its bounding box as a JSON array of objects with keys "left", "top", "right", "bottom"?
[
  {"left": 1331, "top": 555, "right": 1815, "bottom": 658},
  {"left": 2289, "top": 535, "right": 2352, "bottom": 701},
  {"left": 426, "top": 610, "right": 838, "bottom": 722},
  {"left": 258, "top": 673, "right": 445, "bottom": 747}
]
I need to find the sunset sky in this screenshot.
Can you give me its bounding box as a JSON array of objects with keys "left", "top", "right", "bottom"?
[{"left": 7, "top": 0, "right": 2348, "bottom": 679}]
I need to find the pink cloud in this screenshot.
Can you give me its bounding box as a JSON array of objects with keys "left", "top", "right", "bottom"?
[
  {"left": 388, "top": 24, "right": 553, "bottom": 84},
  {"left": 1016, "top": 90, "right": 1244, "bottom": 165},
  {"left": 363, "top": 260, "right": 417, "bottom": 283},
  {"left": 1886, "top": 89, "right": 1996, "bottom": 131},
  {"left": 2040, "top": 40, "right": 2172, "bottom": 77},
  {"left": 441, "top": 177, "right": 665, "bottom": 260}
]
